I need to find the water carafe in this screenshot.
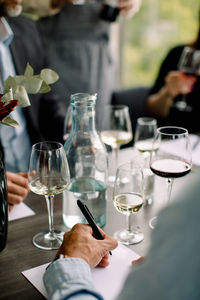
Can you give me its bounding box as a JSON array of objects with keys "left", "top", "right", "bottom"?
[{"left": 63, "top": 93, "right": 108, "bottom": 229}]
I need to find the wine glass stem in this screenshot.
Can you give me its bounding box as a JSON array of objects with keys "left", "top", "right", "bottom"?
[
  {"left": 166, "top": 178, "right": 173, "bottom": 205},
  {"left": 45, "top": 195, "right": 55, "bottom": 237},
  {"left": 126, "top": 214, "right": 132, "bottom": 233},
  {"left": 113, "top": 146, "right": 120, "bottom": 167}
]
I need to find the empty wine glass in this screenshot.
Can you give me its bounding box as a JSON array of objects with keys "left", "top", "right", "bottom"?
[
  {"left": 100, "top": 105, "right": 133, "bottom": 183},
  {"left": 149, "top": 126, "right": 192, "bottom": 229},
  {"left": 134, "top": 117, "right": 157, "bottom": 205},
  {"left": 28, "top": 142, "right": 70, "bottom": 250},
  {"left": 113, "top": 162, "right": 144, "bottom": 245},
  {"left": 134, "top": 117, "right": 157, "bottom": 155},
  {"left": 175, "top": 46, "right": 200, "bottom": 112}
]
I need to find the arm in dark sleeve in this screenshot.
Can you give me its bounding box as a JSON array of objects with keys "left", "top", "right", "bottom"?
[{"left": 149, "top": 45, "right": 184, "bottom": 95}]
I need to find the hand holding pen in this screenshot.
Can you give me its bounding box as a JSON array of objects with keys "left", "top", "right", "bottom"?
[
  {"left": 53, "top": 222, "right": 117, "bottom": 268},
  {"left": 47, "top": 200, "right": 117, "bottom": 269},
  {"left": 77, "top": 200, "right": 113, "bottom": 255}
]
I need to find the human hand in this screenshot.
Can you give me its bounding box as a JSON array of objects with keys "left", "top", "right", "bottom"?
[
  {"left": 56, "top": 223, "right": 118, "bottom": 268},
  {"left": 6, "top": 172, "right": 30, "bottom": 211},
  {"left": 118, "top": 0, "right": 142, "bottom": 18},
  {"left": 165, "top": 71, "right": 197, "bottom": 98}
]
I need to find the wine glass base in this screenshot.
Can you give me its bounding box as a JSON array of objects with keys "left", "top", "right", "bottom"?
[
  {"left": 32, "top": 230, "right": 64, "bottom": 250},
  {"left": 149, "top": 216, "right": 158, "bottom": 230},
  {"left": 114, "top": 228, "right": 144, "bottom": 245},
  {"left": 174, "top": 101, "right": 192, "bottom": 112}
]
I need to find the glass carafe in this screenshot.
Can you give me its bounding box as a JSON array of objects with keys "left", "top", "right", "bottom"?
[{"left": 63, "top": 93, "right": 108, "bottom": 229}]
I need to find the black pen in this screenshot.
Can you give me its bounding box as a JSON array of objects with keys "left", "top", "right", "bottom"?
[{"left": 77, "top": 199, "right": 112, "bottom": 255}]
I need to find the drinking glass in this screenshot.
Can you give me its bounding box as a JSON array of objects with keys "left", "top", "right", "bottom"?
[
  {"left": 113, "top": 162, "right": 144, "bottom": 245},
  {"left": 28, "top": 142, "right": 70, "bottom": 250},
  {"left": 100, "top": 105, "right": 133, "bottom": 183},
  {"left": 175, "top": 46, "right": 200, "bottom": 112},
  {"left": 134, "top": 117, "right": 157, "bottom": 205},
  {"left": 63, "top": 106, "right": 72, "bottom": 141},
  {"left": 134, "top": 117, "right": 157, "bottom": 155},
  {"left": 149, "top": 126, "right": 192, "bottom": 229}
]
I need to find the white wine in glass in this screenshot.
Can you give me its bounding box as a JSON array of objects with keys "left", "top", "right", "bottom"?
[
  {"left": 149, "top": 126, "right": 192, "bottom": 229},
  {"left": 113, "top": 162, "right": 144, "bottom": 245},
  {"left": 100, "top": 105, "right": 133, "bottom": 183},
  {"left": 28, "top": 141, "right": 70, "bottom": 250}
]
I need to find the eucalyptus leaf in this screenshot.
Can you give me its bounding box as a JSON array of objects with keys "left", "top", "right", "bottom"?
[
  {"left": 1, "top": 89, "right": 14, "bottom": 104},
  {"left": 4, "top": 76, "right": 17, "bottom": 94},
  {"left": 40, "top": 69, "right": 59, "bottom": 84},
  {"left": 21, "top": 76, "right": 43, "bottom": 94},
  {"left": 24, "top": 63, "right": 34, "bottom": 77},
  {"left": 39, "top": 80, "right": 51, "bottom": 94},
  {"left": 1, "top": 115, "right": 19, "bottom": 127},
  {"left": 13, "top": 86, "right": 31, "bottom": 107}
]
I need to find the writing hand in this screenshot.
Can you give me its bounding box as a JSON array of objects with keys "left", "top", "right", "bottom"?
[{"left": 56, "top": 223, "right": 118, "bottom": 268}]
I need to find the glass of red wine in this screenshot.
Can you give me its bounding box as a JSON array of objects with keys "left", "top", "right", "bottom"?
[
  {"left": 149, "top": 126, "right": 192, "bottom": 229},
  {"left": 175, "top": 46, "right": 200, "bottom": 112}
]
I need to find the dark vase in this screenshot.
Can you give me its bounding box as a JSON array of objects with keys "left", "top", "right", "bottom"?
[{"left": 0, "top": 146, "right": 8, "bottom": 252}]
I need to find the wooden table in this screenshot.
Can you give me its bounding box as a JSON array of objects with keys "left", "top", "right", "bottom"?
[{"left": 0, "top": 147, "right": 197, "bottom": 300}]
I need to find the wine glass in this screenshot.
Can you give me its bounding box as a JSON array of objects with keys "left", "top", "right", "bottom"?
[
  {"left": 28, "top": 141, "right": 70, "bottom": 250},
  {"left": 134, "top": 117, "right": 157, "bottom": 155},
  {"left": 63, "top": 106, "right": 72, "bottom": 141},
  {"left": 134, "top": 117, "right": 157, "bottom": 205},
  {"left": 100, "top": 105, "right": 133, "bottom": 183},
  {"left": 149, "top": 126, "right": 192, "bottom": 229},
  {"left": 175, "top": 46, "right": 200, "bottom": 112},
  {"left": 113, "top": 162, "right": 144, "bottom": 245}
]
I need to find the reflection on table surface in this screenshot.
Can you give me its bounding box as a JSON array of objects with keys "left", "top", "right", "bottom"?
[{"left": 0, "top": 147, "right": 198, "bottom": 300}]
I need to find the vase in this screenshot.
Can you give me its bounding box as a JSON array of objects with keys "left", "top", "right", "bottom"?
[{"left": 0, "top": 145, "right": 8, "bottom": 252}]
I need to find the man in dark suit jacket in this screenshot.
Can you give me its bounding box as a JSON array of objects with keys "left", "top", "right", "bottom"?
[
  {"left": 0, "top": 0, "right": 66, "bottom": 210},
  {"left": 6, "top": 15, "right": 66, "bottom": 144}
]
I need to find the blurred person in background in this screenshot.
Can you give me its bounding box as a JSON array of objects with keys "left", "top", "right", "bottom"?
[
  {"left": 0, "top": 0, "right": 66, "bottom": 210},
  {"left": 22, "top": 0, "right": 142, "bottom": 126},
  {"left": 146, "top": 14, "right": 200, "bottom": 133}
]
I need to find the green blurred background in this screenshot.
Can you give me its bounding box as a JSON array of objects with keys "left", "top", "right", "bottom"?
[{"left": 120, "top": 0, "right": 199, "bottom": 88}]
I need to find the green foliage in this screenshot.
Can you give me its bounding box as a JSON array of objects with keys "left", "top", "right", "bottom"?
[{"left": 121, "top": 0, "right": 199, "bottom": 88}]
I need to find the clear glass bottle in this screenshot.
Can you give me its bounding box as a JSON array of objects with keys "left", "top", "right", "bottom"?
[{"left": 63, "top": 93, "right": 108, "bottom": 229}]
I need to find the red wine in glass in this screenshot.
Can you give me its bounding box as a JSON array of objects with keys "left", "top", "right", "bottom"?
[{"left": 150, "top": 158, "right": 191, "bottom": 178}]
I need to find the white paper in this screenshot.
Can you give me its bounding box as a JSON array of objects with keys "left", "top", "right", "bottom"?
[
  {"left": 22, "top": 244, "right": 140, "bottom": 300},
  {"left": 8, "top": 202, "right": 35, "bottom": 221},
  {"left": 159, "top": 134, "right": 200, "bottom": 166}
]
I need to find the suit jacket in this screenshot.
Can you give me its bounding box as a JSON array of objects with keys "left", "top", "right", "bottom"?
[{"left": 5, "top": 15, "right": 66, "bottom": 145}]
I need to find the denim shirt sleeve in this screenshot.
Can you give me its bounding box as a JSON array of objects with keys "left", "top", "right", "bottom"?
[{"left": 43, "top": 258, "right": 103, "bottom": 300}]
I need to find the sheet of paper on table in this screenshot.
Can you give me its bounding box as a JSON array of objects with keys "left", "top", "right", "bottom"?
[
  {"left": 160, "top": 134, "right": 200, "bottom": 166},
  {"left": 8, "top": 202, "right": 35, "bottom": 221},
  {"left": 22, "top": 243, "right": 140, "bottom": 300}
]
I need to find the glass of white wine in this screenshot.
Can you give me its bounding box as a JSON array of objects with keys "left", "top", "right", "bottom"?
[
  {"left": 28, "top": 141, "right": 70, "bottom": 250},
  {"left": 113, "top": 162, "right": 144, "bottom": 245},
  {"left": 100, "top": 105, "right": 133, "bottom": 183}
]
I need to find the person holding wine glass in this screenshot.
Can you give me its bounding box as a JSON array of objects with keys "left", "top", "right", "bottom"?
[
  {"left": 28, "top": 141, "right": 70, "bottom": 250},
  {"left": 146, "top": 12, "right": 200, "bottom": 133}
]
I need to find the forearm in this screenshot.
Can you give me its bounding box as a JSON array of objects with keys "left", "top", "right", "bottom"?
[
  {"left": 44, "top": 258, "right": 103, "bottom": 300},
  {"left": 146, "top": 86, "right": 174, "bottom": 118}
]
